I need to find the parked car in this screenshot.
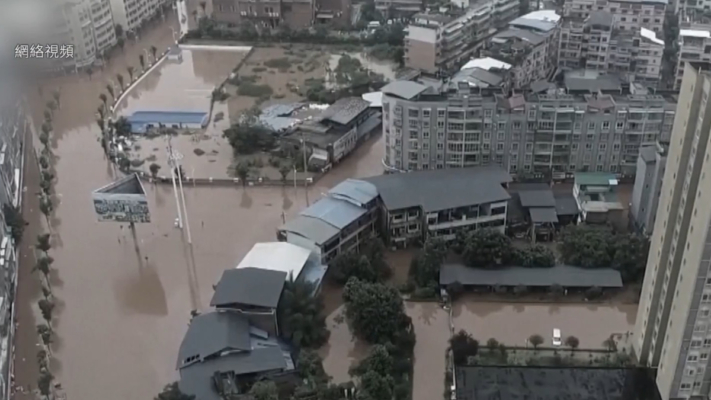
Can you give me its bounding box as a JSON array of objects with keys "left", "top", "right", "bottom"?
[{"left": 552, "top": 328, "right": 562, "bottom": 346}]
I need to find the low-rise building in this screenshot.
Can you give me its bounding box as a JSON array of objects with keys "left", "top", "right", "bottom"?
[
  {"left": 375, "top": 0, "right": 422, "bottom": 14},
  {"left": 211, "top": 0, "right": 347, "bottom": 29},
  {"left": 558, "top": 11, "right": 664, "bottom": 86},
  {"left": 563, "top": 0, "right": 665, "bottom": 35},
  {"left": 630, "top": 141, "right": 667, "bottom": 236},
  {"left": 283, "top": 97, "right": 381, "bottom": 167},
  {"left": 364, "top": 166, "right": 511, "bottom": 245},
  {"left": 278, "top": 179, "right": 380, "bottom": 263},
  {"left": 573, "top": 172, "right": 625, "bottom": 229},
  {"left": 506, "top": 183, "right": 580, "bottom": 241}
]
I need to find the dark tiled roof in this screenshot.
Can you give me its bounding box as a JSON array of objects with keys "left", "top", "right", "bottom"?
[
  {"left": 440, "top": 264, "right": 623, "bottom": 287},
  {"left": 177, "top": 311, "right": 251, "bottom": 369},
  {"left": 320, "top": 97, "right": 370, "bottom": 125},
  {"left": 210, "top": 268, "right": 287, "bottom": 309}
]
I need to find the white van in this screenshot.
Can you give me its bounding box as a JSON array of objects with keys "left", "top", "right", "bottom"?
[{"left": 552, "top": 329, "right": 562, "bottom": 346}]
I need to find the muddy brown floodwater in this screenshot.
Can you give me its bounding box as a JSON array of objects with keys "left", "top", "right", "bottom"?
[{"left": 14, "top": 13, "right": 383, "bottom": 400}]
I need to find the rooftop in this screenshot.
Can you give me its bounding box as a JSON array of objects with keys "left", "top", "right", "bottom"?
[
  {"left": 363, "top": 166, "right": 511, "bottom": 212},
  {"left": 575, "top": 172, "right": 619, "bottom": 187},
  {"left": 587, "top": 10, "right": 613, "bottom": 27},
  {"left": 328, "top": 178, "right": 379, "bottom": 205},
  {"left": 126, "top": 110, "right": 208, "bottom": 125},
  {"left": 639, "top": 145, "right": 658, "bottom": 163},
  {"left": 461, "top": 57, "right": 512, "bottom": 72},
  {"left": 509, "top": 10, "right": 561, "bottom": 32},
  {"left": 177, "top": 311, "right": 252, "bottom": 369},
  {"left": 93, "top": 173, "right": 146, "bottom": 195},
  {"left": 454, "top": 366, "right": 660, "bottom": 400},
  {"left": 564, "top": 70, "right": 624, "bottom": 92},
  {"left": 210, "top": 267, "right": 288, "bottom": 309},
  {"left": 320, "top": 97, "right": 371, "bottom": 125},
  {"left": 380, "top": 80, "right": 429, "bottom": 100},
  {"left": 235, "top": 242, "right": 312, "bottom": 281},
  {"left": 440, "top": 264, "right": 623, "bottom": 288}
]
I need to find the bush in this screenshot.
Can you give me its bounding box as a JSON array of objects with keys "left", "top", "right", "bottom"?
[
  {"left": 238, "top": 82, "right": 274, "bottom": 97},
  {"left": 461, "top": 229, "right": 513, "bottom": 268},
  {"left": 412, "top": 286, "right": 437, "bottom": 299},
  {"left": 585, "top": 286, "right": 603, "bottom": 300},
  {"left": 450, "top": 330, "right": 478, "bottom": 365},
  {"left": 486, "top": 338, "right": 499, "bottom": 351},
  {"left": 446, "top": 281, "right": 464, "bottom": 300}
]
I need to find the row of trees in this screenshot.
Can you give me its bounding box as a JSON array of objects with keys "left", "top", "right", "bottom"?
[
  {"left": 453, "top": 228, "right": 556, "bottom": 269},
  {"left": 330, "top": 237, "right": 391, "bottom": 286},
  {"left": 558, "top": 225, "right": 649, "bottom": 283}
]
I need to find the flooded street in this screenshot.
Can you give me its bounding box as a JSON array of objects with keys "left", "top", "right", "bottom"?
[
  {"left": 406, "top": 302, "right": 450, "bottom": 400},
  {"left": 15, "top": 14, "right": 386, "bottom": 400}
]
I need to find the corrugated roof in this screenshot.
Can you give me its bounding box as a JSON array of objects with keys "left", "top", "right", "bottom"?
[
  {"left": 328, "top": 179, "right": 379, "bottom": 205},
  {"left": 210, "top": 268, "right": 287, "bottom": 308},
  {"left": 300, "top": 196, "right": 367, "bottom": 229},
  {"left": 320, "top": 97, "right": 371, "bottom": 125},
  {"left": 554, "top": 194, "right": 579, "bottom": 216},
  {"left": 179, "top": 347, "right": 288, "bottom": 400},
  {"left": 460, "top": 57, "right": 512, "bottom": 71},
  {"left": 236, "top": 242, "right": 311, "bottom": 280},
  {"left": 575, "top": 172, "right": 618, "bottom": 186},
  {"left": 529, "top": 207, "right": 559, "bottom": 223},
  {"left": 363, "top": 167, "right": 511, "bottom": 212},
  {"left": 519, "top": 190, "right": 556, "bottom": 207},
  {"left": 640, "top": 27, "right": 664, "bottom": 45},
  {"left": 127, "top": 110, "right": 208, "bottom": 124},
  {"left": 381, "top": 81, "right": 428, "bottom": 100},
  {"left": 440, "top": 264, "right": 623, "bottom": 287},
  {"left": 280, "top": 215, "right": 341, "bottom": 245},
  {"left": 177, "top": 311, "right": 251, "bottom": 369},
  {"left": 680, "top": 29, "right": 710, "bottom": 38}
]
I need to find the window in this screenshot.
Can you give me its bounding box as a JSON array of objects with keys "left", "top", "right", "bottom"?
[
  {"left": 602, "top": 121, "right": 611, "bottom": 131},
  {"left": 438, "top": 109, "right": 446, "bottom": 118},
  {"left": 484, "top": 109, "right": 493, "bottom": 118},
  {"left": 701, "top": 352, "right": 709, "bottom": 360},
  {"left": 588, "top": 122, "right": 596, "bottom": 130},
  {"left": 688, "top": 354, "right": 699, "bottom": 361},
  {"left": 680, "top": 383, "right": 691, "bottom": 390},
  {"left": 616, "top": 121, "right": 625, "bottom": 130}
]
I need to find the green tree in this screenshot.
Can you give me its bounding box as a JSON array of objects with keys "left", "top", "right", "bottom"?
[
  {"left": 39, "top": 176, "right": 52, "bottom": 195},
  {"left": 37, "top": 371, "right": 53, "bottom": 400},
  {"left": 343, "top": 278, "right": 410, "bottom": 344},
  {"left": 37, "top": 324, "right": 52, "bottom": 346},
  {"left": 249, "top": 380, "right": 279, "bottom": 400},
  {"left": 296, "top": 349, "right": 329, "bottom": 386},
  {"left": 2, "top": 203, "right": 25, "bottom": 243},
  {"left": 359, "top": 370, "right": 394, "bottom": 400},
  {"left": 39, "top": 132, "right": 50, "bottom": 151},
  {"left": 149, "top": 163, "right": 161, "bottom": 180},
  {"left": 154, "top": 382, "right": 195, "bottom": 400},
  {"left": 97, "top": 118, "right": 105, "bottom": 132},
  {"left": 450, "top": 330, "right": 478, "bottom": 364},
  {"left": 36, "top": 233, "right": 51, "bottom": 253},
  {"left": 114, "top": 24, "right": 124, "bottom": 38},
  {"left": 127, "top": 66, "right": 135, "bottom": 81},
  {"left": 235, "top": 163, "right": 250, "bottom": 186},
  {"left": 528, "top": 334, "right": 544, "bottom": 349},
  {"left": 112, "top": 116, "right": 132, "bottom": 136},
  {"left": 52, "top": 89, "right": 61, "bottom": 109},
  {"left": 279, "top": 164, "right": 290, "bottom": 184},
  {"left": 43, "top": 109, "right": 51, "bottom": 123},
  {"left": 558, "top": 225, "right": 613, "bottom": 268},
  {"left": 41, "top": 122, "right": 52, "bottom": 138},
  {"left": 33, "top": 255, "right": 53, "bottom": 278},
  {"left": 46, "top": 100, "right": 56, "bottom": 115},
  {"left": 37, "top": 349, "right": 48, "bottom": 370},
  {"left": 486, "top": 338, "right": 500, "bottom": 351},
  {"left": 38, "top": 299, "right": 54, "bottom": 323},
  {"left": 139, "top": 54, "right": 146, "bottom": 71},
  {"left": 39, "top": 195, "right": 53, "bottom": 227},
  {"left": 331, "top": 252, "right": 383, "bottom": 285},
  {"left": 223, "top": 119, "right": 276, "bottom": 155},
  {"left": 99, "top": 93, "right": 108, "bottom": 111},
  {"left": 565, "top": 336, "right": 580, "bottom": 351},
  {"left": 106, "top": 84, "right": 115, "bottom": 100},
  {"left": 519, "top": 244, "right": 555, "bottom": 268},
  {"left": 116, "top": 73, "right": 125, "bottom": 89},
  {"left": 409, "top": 238, "right": 447, "bottom": 288},
  {"left": 350, "top": 344, "right": 393, "bottom": 377},
  {"left": 462, "top": 228, "right": 512, "bottom": 268},
  {"left": 150, "top": 45, "right": 158, "bottom": 61},
  {"left": 611, "top": 234, "right": 649, "bottom": 283},
  {"left": 277, "top": 279, "right": 329, "bottom": 348}
]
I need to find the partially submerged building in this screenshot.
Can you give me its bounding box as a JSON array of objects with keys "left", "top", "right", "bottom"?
[
  {"left": 573, "top": 172, "right": 625, "bottom": 229},
  {"left": 506, "top": 183, "right": 580, "bottom": 241}
]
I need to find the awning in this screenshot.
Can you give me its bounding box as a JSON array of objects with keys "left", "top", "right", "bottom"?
[{"left": 529, "top": 207, "right": 558, "bottom": 223}]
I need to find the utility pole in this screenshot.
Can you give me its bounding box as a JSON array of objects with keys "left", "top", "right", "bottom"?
[
  {"left": 301, "top": 134, "right": 310, "bottom": 206},
  {"left": 167, "top": 136, "right": 183, "bottom": 228},
  {"left": 168, "top": 135, "right": 193, "bottom": 244}
]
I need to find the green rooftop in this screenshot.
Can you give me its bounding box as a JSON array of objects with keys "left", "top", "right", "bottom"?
[{"left": 574, "top": 172, "right": 618, "bottom": 187}]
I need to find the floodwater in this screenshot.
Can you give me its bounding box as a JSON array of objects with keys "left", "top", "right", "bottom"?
[
  {"left": 14, "top": 12, "right": 386, "bottom": 400},
  {"left": 406, "top": 302, "right": 450, "bottom": 400},
  {"left": 452, "top": 298, "right": 637, "bottom": 349}
]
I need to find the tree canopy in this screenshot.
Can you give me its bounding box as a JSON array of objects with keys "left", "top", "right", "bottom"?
[
  {"left": 154, "top": 382, "right": 195, "bottom": 400},
  {"left": 460, "top": 229, "right": 513, "bottom": 268},
  {"left": 330, "top": 237, "right": 390, "bottom": 285},
  {"left": 450, "top": 330, "right": 479, "bottom": 365},
  {"left": 409, "top": 238, "right": 447, "bottom": 288},
  {"left": 249, "top": 380, "right": 279, "bottom": 400},
  {"left": 343, "top": 278, "right": 412, "bottom": 345},
  {"left": 277, "top": 279, "right": 329, "bottom": 348}
]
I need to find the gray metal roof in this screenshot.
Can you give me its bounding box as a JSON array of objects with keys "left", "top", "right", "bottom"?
[
  {"left": 328, "top": 179, "right": 379, "bottom": 205},
  {"left": 493, "top": 29, "right": 548, "bottom": 46},
  {"left": 519, "top": 190, "right": 556, "bottom": 208},
  {"left": 509, "top": 17, "right": 558, "bottom": 32},
  {"left": 210, "top": 268, "right": 287, "bottom": 309},
  {"left": 279, "top": 215, "right": 341, "bottom": 245},
  {"left": 529, "top": 207, "right": 559, "bottom": 223},
  {"left": 179, "top": 347, "right": 288, "bottom": 400},
  {"left": 564, "top": 73, "right": 622, "bottom": 92},
  {"left": 554, "top": 194, "right": 580, "bottom": 216},
  {"left": 363, "top": 167, "right": 511, "bottom": 212},
  {"left": 300, "top": 196, "right": 367, "bottom": 229},
  {"left": 320, "top": 97, "right": 370, "bottom": 125},
  {"left": 440, "top": 264, "right": 623, "bottom": 287},
  {"left": 451, "top": 67, "right": 504, "bottom": 88},
  {"left": 177, "top": 311, "right": 251, "bottom": 370},
  {"left": 380, "top": 81, "right": 428, "bottom": 100}
]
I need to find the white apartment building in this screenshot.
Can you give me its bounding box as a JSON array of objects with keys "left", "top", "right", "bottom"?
[
  {"left": 634, "top": 63, "right": 711, "bottom": 400},
  {"left": 110, "top": 0, "right": 167, "bottom": 33},
  {"left": 53, "top": 0, "right": 116, "bottom": 70},
  {"left": 676, "top": 26, "right": 711, "bottom": 90},
  {"left": 563, "top": 0, "right": 666, "bottom": 35}
]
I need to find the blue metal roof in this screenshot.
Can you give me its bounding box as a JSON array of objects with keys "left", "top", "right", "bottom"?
[
  {"left": 127, "top": 111, "right": 208, "bottom": 125},
  {"left": 328, "top": 179, "right": 378, "bottom": 205},
  {"left": 300, "top": 196, "right": 366, "bottom": 229}
]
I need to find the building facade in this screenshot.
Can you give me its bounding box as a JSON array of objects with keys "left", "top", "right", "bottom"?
[
  {"left": 562, "top": 0, "right": 666, "bottom": 35},
  {"left": 634, "top": 64, "right": 711, "bottom": 400},
  {"left": 558, "top": 11, "right": 664, "bottom": 85},
  {"left": 631, "top": 141, "right": 668, "bottom": 236},
  {"left": 110, "top": 0, "right": 168, "bottom": 34},
  {"left": 211, "top": 0, "right": 317, "bottom": 29},
  {"left": 380, "top": 78, "right": 676, "bottom": 177},
  {"left": 676, "top": 24, "right": 711, "bottom": 90}
]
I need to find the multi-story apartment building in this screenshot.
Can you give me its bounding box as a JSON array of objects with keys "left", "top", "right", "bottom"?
[
  {"left": 380, "top": 75, "right": 676, "bottom": 177},
  {"left": 631, "top": 141, "right": 668, "bottom": 236},
  {"left": 675, "top": 15, "right": 711, "bottom": 90},
  {"left": 633, "top": 63, "right": 711, "bottom": 400},
  {"left": 110, "top": 0, "right": 169, "bottom": 34},
  {"left": 211, "top": 0, "right": 320, "bottom": 29},
  {"left": 563, "top": 0, "right": 666, "bottom": 36},
  {"left": 558, "top": 11, "right": 664, "bottom": 85},
  {"left": 482, "top": 10, "right": 561, "bottom": 88},
  {"left": 54, "top": 0, "right": 117, "bottom": 70},
  {"left": 375, "top": 0, "right": 422, "bottom": 15}
]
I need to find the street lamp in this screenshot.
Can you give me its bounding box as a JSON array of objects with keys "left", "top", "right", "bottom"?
[
  {"left": 169, "top": 26, "right": 178, "bottom": 43},
  {"left": 167, "top": 136, "right": 193, "bottom": 244}
]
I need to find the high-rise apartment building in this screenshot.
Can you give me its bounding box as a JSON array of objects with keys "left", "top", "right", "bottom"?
[
  {"left": 558, "top": 11, "right": 664, "bottom": 85},
  {"left": 631, "top": 141, "right": 668, "bottom": 235},
  {"left": 380, "top": 74, "right": 676, "bottom": 176},
  {"left": 54, "top": 0, "right": 117, "bottom": 70},
  {"left": 634, "top": 63, "right": 711, "bottom": 400},
  {"left": 675, "top": 15, "right": 711, "bottom": 90},
  {"left": 110, "top": 0, "right": 168, "bottom": 33},
  {"left": 562, "top": 0, "right": 665, "bottom": 36}
]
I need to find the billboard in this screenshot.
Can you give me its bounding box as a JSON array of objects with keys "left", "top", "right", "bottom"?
[{"left": 92, "top": 173, "right": 151, "bottom": 223}]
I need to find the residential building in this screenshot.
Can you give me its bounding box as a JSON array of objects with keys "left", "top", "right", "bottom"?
[
  {"left": 562, "top": 0, "right": 666, "bottom": 35},
  {"left": 403, "top": 0, "right": 522, "bottom": 74},
  {"left": 364, "top": 166, "right": 511, "bottom": 245},
  {"left": 211, "top": 0, "right": 316, "bottom": 29},
  {"left": 278, "top": 179, "right": 379, "bottom": 264},
  {"left": 558, "top": 11, "right": 664, "bottom": 86},
  {"left": 177, "top": 311, "right": 295, "bottom": 400},
  {"left": 481, "top": 11, "right": 561, "bottom": 88},
  {"left": 634, "top": 63, "right": 711, "bottom": 399},
  {"left": 452, "top": 57, "right": 513, "bottom": 90},
  {"left": 675, "top": 20, "right": 711, "bottom": 90},
  {"left": 53, "top": 0, "right": 118, "bottom": 70},
  {"left": 283, "top": 97, "right": 381, "bottom": 166},
  {"left": 375, "top": 0, "right": 423, "bottom": 15},
  {"left": 631, "top": 141, "right": 668, "bottom": 236},
  {"left": 380, "top": 73, "right": 676, "bottom": 177},
  {"left": 506, "top": 183, "right": 580, "bottom": 241},
  {"left": 573, "top": 172, "right": 625, "bottom": 230},
  {"left": 110, "top": 0, "right": 168, "bottom": 33}
]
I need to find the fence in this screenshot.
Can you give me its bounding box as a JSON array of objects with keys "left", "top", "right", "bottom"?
[{"left": 129, "top": 169, "right": 323, "bottom": 188}]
